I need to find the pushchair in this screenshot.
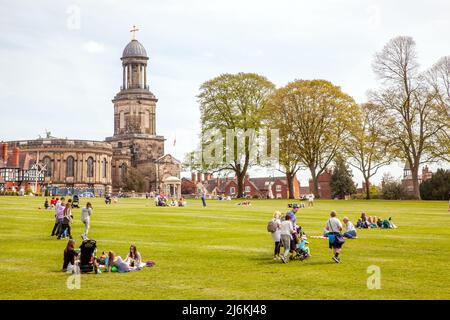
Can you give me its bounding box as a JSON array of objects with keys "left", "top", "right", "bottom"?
[
  {"left": 290, "top": 232, "right": 311, "bottom": 261},
  {"left": 79, "top": 239, "right": 98, "bottom": 273},
  {"left": 72, "top": 195, "right": 80, "bottom": 208}
]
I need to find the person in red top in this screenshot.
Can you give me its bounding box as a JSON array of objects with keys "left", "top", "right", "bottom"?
[{"left": 50, "top": 197, "right": 57, "bottom": 208}]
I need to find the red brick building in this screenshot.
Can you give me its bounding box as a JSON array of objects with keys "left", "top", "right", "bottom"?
[
  {"left": 402, "top": 164, "right": 433, "bottom": 196},
  {"left": 182, "top": 172, "right": 301, "bottom": 199},
  {"left": 308, "top": 168, "right": 333, "bottom": 199}
]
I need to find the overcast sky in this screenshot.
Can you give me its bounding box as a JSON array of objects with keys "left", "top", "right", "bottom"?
[{"left": 0, "top": 0, "right": 449, "bottom": 186}]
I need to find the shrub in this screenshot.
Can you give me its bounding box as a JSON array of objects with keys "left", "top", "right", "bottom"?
[
  {"left": 420, "top": 169, "right": 450, "bottom": 200},
  {"left": 381, "top": 181, "right": 408, "bottom": 200}
]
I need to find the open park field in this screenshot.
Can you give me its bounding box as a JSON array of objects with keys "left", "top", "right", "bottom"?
[{"left": 0, "top": 196, "right": 449, "bottom": 300}]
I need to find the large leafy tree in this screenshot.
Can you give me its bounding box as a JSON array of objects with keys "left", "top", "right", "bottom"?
[
  {"left": 345, "top": 102, "right": 393, "bottom": 199},
  {"left": 371, "top": 36, "right": 449, "bottom": 199},
  {"left": 419, "top": 169, "right": 450, "bottom": 200},
  {"left": 330, "top": 156, "right": 357, "bottom": 199},
  {"left": 263, "top": 91, "right": 303, "bottom": 199},
  {"left": 266, "top": 79, "right": 360, "bottom": 198},
  {"left": 122, "top": 167, "right": 146, "bottom": 192},
  {"left": 196, "top": 73, "right": 275, "bottom": 198}
]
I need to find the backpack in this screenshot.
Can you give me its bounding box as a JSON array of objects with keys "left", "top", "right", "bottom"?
[{"left": 267, "top": 220, "right": 277, "bottom": 233}]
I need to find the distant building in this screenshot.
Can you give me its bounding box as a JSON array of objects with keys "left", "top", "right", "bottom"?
[
  {"left": 0, "top": 144, "right": 44, "bottom": 193},
  {"left": 308, "top": 168, "right": 333, "bottom": 199},
  {"left": 182, "top": 172, "right": 301, "bottom": 199},
  {"left": 402, "top": 164, "right": 433, "bottom": 196}
]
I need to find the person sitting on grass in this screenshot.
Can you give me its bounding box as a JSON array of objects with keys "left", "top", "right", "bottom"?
[
  {"left": 342, "top": 217, "right": 357, "bottom": 238},
  {"left": 124, "top": 244, "right": 142, "bottom": 268},
  {"left": 178, "top": 197, "right": 186, "bottom": 207},
  {"left": 62, "top": 239, "right": 79, "bottom": 272},
  {"left": 356, "top": 212, "right": 369, "bottom": 228},
  {"left": 382, "top": 217, "right": 398, "bottom": 229},
  {"left": 44, "top": 198, "right": 49, "bottom": 210},
  {"left": 107, "top": 251, "right": 132, "bottom": 273},
  {"left": 368, "top": 216, "right": 378, "bottom": 228}
]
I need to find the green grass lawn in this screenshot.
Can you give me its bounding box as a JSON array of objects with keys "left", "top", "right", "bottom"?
[{"left": 0, "top": 196, "right": 449, "bottom": 300}]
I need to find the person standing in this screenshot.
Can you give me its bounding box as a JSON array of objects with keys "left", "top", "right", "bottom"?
[
  {"left": 58, "top": 199, "right": 73, "bottom": 240},
  {"left": 308, "top": 194, "right": 315, "bottom": 207},
  {"left": 201, "top": 193, "right": 207, "bottom": 208},
  {"left": 51, "top": 197, "right": 64, "bottom": 237},
  {"left": 286, "top": 204, "right": 299, "bottom": 251},
  {"left": 280, "top": 214, "right": 294, "bottom": 263},
  {"left": 325, "top": 211, "right": 344, "bottom": 263},
  {"left": 269, "top": 211, "right": 282, "bottom": 260},
  {"left": 81, "top": 202, "right": 93, "bottom": 240}
]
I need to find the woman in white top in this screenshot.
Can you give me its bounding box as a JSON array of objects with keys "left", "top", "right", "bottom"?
[
  {"left": 81, "top": 202, "right": 93, "bottom": 240},
  {"left": 270, "top": 211, "right": 282, "bottom": 260},
  {"left": 343, "top": 217, "right": 357, "bottom": 239},
  {"left": 280, "top": 214, "right": 294, "bottom": 263},
  {"left": 325, "top": 211, "right": 344, "bottom": 263}
]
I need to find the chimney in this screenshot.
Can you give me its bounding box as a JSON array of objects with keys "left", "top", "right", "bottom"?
[
  {"left": 422, "top": 166, "right": 429, "bottom": 175},
  {"left": 1, "top": 143, "right": 7, "bottom": 163},
  {"left": 245, "top": 174, "right": 250, "bottom": 181},
  {"left": 191, "top": 172, "right": 197, "bottom": 184},
  {"left": 197, "top": 172, "right": 203, "bottom": 183},
  {"left": 12, "top": 146, "right": 20, "bottom": 167}
]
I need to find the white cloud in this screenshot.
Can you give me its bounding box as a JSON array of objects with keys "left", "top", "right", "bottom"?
[{"left": 82, "top": 40, "right": 105, "bottom": 53}]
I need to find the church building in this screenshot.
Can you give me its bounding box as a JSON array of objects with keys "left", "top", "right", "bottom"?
[{"left": 1, "top": 30, "right": 181, "bottom": 197}]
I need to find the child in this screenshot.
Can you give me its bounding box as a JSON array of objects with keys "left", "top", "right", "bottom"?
[
  {"left": 297, "top": 234, "right": 311, "bottom": 261},
  {"left": 44, "top": 198, "right": 49, "bottom": 210}
]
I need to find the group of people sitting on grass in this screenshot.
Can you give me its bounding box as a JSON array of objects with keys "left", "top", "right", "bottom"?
[
  {"left": 63, "top": 239, "right": 155, "bottom": 273},
  {"left": 356, "top": 212, "right": 397, "bottom": 229},
  {"left": 155, "top": 193, "right": 186, "bottom": 207}
]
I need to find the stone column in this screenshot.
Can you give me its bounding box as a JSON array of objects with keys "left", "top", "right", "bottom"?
[
  {"left": 122, "top": 65, "right": 126, "bottom": 89},
  {"left": 144, "top": 65, "right": 147, "bottom": 89}
]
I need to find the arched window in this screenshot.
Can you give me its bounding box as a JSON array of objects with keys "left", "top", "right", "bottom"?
[
  {"left": 43, "top": 157, "right": 52, "bottom": 177},
  {"left": 102, "top": 158, "right": 107, "bottom": 178},
  {"left": 120, "top": 163, "right": 127, "bottom": 180},
  {"left": 66, "top": 156, "right": 75, "bottom": 177},
  {"left": 87, "top": 157, "right": 94, "bottom": 178}
]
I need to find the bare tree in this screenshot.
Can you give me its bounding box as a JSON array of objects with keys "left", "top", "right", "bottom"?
[
  {"left": 345, "top": 103, "right": 393, "bottom": 199},
  {"left": 427, "top": 56, "right": 450, "bottom": 162},
  {"left": 371, "top": 36, "right": 448, "bottom": 199}
]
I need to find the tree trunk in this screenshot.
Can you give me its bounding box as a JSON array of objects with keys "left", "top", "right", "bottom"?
[
  {"left": 364, "top": 176, "right": 371, "bottom": 200},
  {"left": 236, "top": 172, "right": 245, "bottom": 198},
  {"left": 309, "top": 166, "right": 320, "bottom": 198},
  {"left": 411, "top": 165, "right": 421, "bottom": 200},
  {"left": 286, "top": 172, "right": 295, "bottom": 199}
]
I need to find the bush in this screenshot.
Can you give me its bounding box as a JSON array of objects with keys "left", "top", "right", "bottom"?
[
  {"left": 381, "top": 181, "right": 408, "bottom": 200},
  {"left": 420, "top": 169, "right": 450, "bottom": 200}
]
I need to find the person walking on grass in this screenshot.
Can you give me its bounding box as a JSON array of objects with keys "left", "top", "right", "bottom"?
[
  {"left": 325, "top": 210, "right": 345, "bottom": 263},
  {"left": 81, "top": 202, "right": 93, "bottom": 240},
  {"left": 269, "top": 211, "right": 282, "bottom": 260},
  {"left": 280, "top": 214, "right": 294, "bottom": 263},
  {"left": 58, "top": 199, "right": 73, "bottom": 240},
  {"left": 51, "top": 197, "right": 64, "bottom": 237},
  {"left": 201, "top": 193, "right": 207, "bottom": 207}
]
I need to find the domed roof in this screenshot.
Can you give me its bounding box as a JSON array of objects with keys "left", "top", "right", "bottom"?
[{"left": 122, "top": 39, "right": 147, "bottom": 58}]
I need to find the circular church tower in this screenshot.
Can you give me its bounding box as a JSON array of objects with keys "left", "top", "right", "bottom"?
[{"left": 106, "top": 30, "right": 169, "bottom": 192}]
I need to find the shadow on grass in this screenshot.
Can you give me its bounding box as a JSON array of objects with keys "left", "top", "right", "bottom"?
[{"left": 249, "top": 255, "right": 336, "bottom": 266}]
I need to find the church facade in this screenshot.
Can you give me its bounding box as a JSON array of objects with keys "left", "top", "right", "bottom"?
[{"left": 2, "top": 35, "right": 181, "bottom": 197}]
